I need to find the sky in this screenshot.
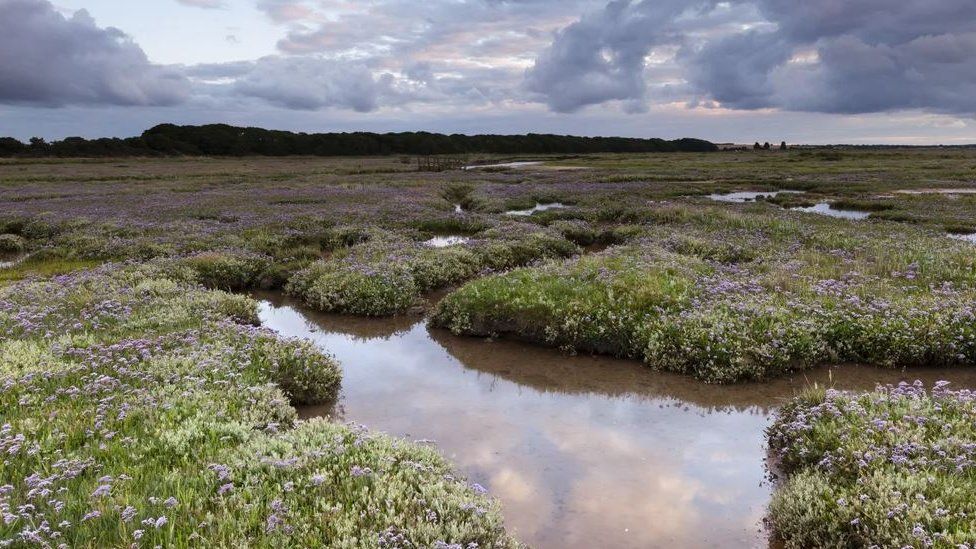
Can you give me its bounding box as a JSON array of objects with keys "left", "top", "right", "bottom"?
[{"left": 0, "top": 0, "right": 974, "bottom": 144}]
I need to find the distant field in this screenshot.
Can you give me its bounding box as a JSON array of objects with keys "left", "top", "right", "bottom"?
[{"left": 3, "top": 148, "right": 976, "bottom": 547}]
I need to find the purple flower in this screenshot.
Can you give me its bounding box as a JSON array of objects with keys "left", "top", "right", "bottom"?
[{"left": 350, "top": 466, "right": 372, "bottom": 478}]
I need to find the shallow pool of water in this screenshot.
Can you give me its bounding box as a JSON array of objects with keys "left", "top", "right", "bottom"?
[
  {"left": 464, "top": 161, "right": 543, "bottom": 170},
  {"left": 423, "top": 235, "right": 470, "bottom": 248},
  {"left": 0, "top": 252, "right": 26, "bottom": 270},
  {"left": 897, "top": 188, "right": 976, "bottom": 195},
  {"left": 255, "top": 293, "right": 976, "bottom": 549},
  {"left": 792, "top": 202, "right": 871, "bottom": 220},
  {"left": 708, "top": 190, "right": 803, "bottom": 203},
  {"left": 949, "top": 232, "right": 976, "bottom": 243},
  {"left": 505, "top": 203, "right": 567, "bottom": 216}
]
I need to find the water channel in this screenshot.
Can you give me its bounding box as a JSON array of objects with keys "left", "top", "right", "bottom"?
[{"left": 255, "top": 292, "right": 976, "bottom": 548}]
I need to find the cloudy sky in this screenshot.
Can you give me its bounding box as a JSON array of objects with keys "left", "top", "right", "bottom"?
[{"left": 1, "top": 0, "right": 974, "bottom": 144}]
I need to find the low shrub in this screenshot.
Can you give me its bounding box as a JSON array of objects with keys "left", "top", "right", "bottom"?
[
  {"left": 667, "top": 235, "right": 755, "bottom": 263},
  {"left": 175, "top": 250, "right": 273, "bottom": 291},
  {"left": 0, "top": 233, "right": 25, "bottom": 253},
  {"left": 768, "top": 382, "right": 976, "bottom": 548},
  {"left": 433, "top": 217, "right": 976, "bottom": 383},
  {"left": 548, "top": 220, "right": 597, "bottom": 245},
  {"left": 409, "top": 246, "right": 482, "bottom": 290},
  {"left": 249, "top": 334, "right": 341, "bottom": 404},
  {"left": 288, "top": 260, "right": 419, "bottom": 316},
  {"left": 831, "top": 198, "right": 895, "bottom": 212},
  {"left": 412, "top": 216, "right": 488, "bottom": 235}
]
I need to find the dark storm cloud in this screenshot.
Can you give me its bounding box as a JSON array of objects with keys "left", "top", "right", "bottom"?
[
  {"left": 0, "top": 0, "right": 190, "bottom": 107},
  {"left": 688, "top": 0, "right": 976, "bottom": 114},
  {"left": 753, "top": 0, "right": 976, "bottom": 45},
  {"left": 525, "top": 0, "right": 720, "bottom": 113},
  {"left": 528, "top": 0, "right": 976, "bottom": 115},
  {"left": 683, "top": 29, "right": 789, "bottom": 111}
]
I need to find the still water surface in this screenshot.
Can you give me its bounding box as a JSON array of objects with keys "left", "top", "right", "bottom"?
[
  {"left": 505, "top": 203, "right": 568, "bottom": 216},
  {"left": 708, "top": 190, "right": 803, "bottom": 203},
  {"left": 423, "top": 235, "right": 471, "bottom": 248},
  {"left": 463, "top": 161, "right": 544, "bottom": 170},
  {"left": 256, "top": 292, "right": 976, "bottom": 549},
  {"left": 791, "top": 202, "right": 872, "bottom": 220},
  {"left": 0, "top": 252, "right": 26, "bottom": 270},
  {"left": 949, "top": 232, "right": 976, "bottom": 243}
]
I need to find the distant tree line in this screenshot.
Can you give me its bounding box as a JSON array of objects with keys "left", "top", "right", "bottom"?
[{"left": 0, "top": 124, "right": 718, "bottom": 158}]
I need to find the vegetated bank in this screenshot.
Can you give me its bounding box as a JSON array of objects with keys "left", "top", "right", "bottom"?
[
  {"left": 0, "top": 261, "right": 517, "bottom": 547},
  {"left": 768, "top": 382, "right": 976, "bottom": 548},
  {"left": 432, "top": 202, "right": 976, "bottom": 383},
  {"left": 0, "top": 124, "right": 718, "bottom": 157}
]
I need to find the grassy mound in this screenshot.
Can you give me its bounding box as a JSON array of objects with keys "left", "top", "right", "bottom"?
[
  {"left": 433, "top": 209, "right": 976, "bottom": 382},
  {"left": 287, "top": 225, "right": 577, "bottom": 316},
  {"left": 767, "top": 382, "right": 976, "bottom": 548}
]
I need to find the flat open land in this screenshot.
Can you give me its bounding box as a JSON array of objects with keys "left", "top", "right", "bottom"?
[{"left": 3, "top": 148, "right": 976, "bottom": 547}]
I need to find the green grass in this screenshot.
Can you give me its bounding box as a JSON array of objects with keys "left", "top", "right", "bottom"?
[
  {"left": 0, "top": 262, "right": 518, "bottom": 547},
  {"left": 287, "top": 225, "right": 578, "bottom": 316},
  {"left": 433, "top": 204, "right": 976, "bottom": 382},
  {"left": 0, "top": 256, "right": 103, "bottom": 284}
]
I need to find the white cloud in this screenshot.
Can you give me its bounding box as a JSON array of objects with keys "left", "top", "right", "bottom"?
[{"left": 175, "top": 0, "right": 223, "bottom": 8}]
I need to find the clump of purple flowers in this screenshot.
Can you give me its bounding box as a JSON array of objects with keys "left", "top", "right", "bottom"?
[{"left": 768, "top": 381, "right": 976, "bottom": 547}]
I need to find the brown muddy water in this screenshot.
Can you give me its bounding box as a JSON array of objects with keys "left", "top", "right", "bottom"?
[{"left": 255, "top": 292, "right": 976, "bottom": 549}]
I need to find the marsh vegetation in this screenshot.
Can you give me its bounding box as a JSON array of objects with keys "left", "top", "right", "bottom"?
[{"left": 3, "top": 148, "right": 976, "bottom": 547}]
